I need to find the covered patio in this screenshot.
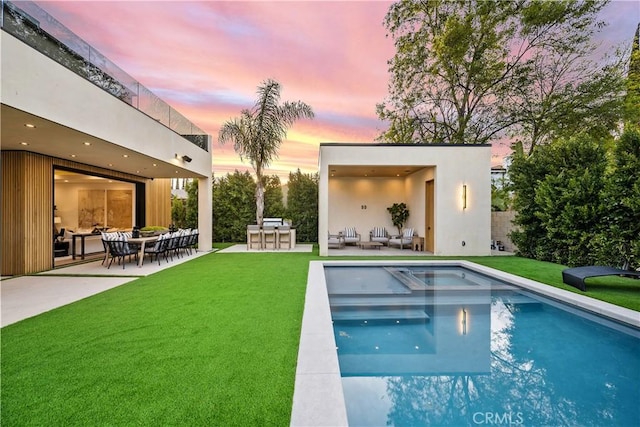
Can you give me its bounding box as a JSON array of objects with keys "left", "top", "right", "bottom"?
[{"left": 318, "top": 143, "right": 492, "bottom": 257}]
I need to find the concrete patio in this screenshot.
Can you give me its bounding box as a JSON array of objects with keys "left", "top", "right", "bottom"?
[{"left": 1, "top": 250, "right": 211, "bottom": 327}]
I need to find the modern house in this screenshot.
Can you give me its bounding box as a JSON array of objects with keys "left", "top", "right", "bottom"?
[
  {"left": 1, "top": 1, "right": 212, "bottom": 275},
  {"left": 318, "top": 143, "right": 491, "bottom": 256}
]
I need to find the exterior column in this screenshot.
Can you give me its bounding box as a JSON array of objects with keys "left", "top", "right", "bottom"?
[
  {"left": 197, "top": 175, "right": 213, "bottom": 252},
  {"left": 318, "top": 157, "right": 329, "bottom": 256}
]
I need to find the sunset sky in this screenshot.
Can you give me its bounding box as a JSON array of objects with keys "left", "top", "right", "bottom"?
[{"left": 35, "top": 0, "right": 640, "bottom": 182}]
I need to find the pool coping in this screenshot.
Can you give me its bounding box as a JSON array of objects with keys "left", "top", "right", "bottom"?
[{"left": 289, "top": 260, "right": 640, "bottom": 426}]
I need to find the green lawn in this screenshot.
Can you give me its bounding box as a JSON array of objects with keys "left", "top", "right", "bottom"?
[{"left": 2, "top": 248, "right": 638, "bottom": 425}]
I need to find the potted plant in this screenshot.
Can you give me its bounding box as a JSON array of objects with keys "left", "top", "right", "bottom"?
[
  {"left": 387, "top": 202, "right": 410, "bottom": 235},
  {"left": 140, "top": 226, "right": 169, "bottom": 237}
]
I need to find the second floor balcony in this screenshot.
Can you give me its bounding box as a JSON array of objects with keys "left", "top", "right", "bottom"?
[{"left": 1, "top": 0, "right": 209, "bottom": 151}]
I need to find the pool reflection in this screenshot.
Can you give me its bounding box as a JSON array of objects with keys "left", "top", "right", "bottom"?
[{"left": 334, "top": 289, "right": 640, "bottom": 426}]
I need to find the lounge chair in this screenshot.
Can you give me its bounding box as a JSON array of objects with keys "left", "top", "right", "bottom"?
[
  {"left": 342, "top": 227, "right": 361, "bottom": 245},
  {"left": 389, "top": 228, "right": 415, "bottom": 249},
  {"left": 369, "top": 227, "right": 389, "bottom": 246},
  {"left": 562, "top": 266, "right": 640, "bottom": 292},
  {"left": 328, "top": 232, "right": 345, "bottom": 249}
]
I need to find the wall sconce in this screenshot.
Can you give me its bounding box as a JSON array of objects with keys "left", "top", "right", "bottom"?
[
  {"left": 459, "top": 308, "right": 468, "bottom": 335},
  {"left": 54, "top": 216, "right": 62, "bottom": 225},
  {"left": 462, "top": 184, "right": 467, "bottom": 210}
]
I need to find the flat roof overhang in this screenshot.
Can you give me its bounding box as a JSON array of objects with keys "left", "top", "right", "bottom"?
[
  {"left": 320, "top": 143, "right": 490, "bottom": 179},
  {"left": 1, "top": 105, "right": 205, "bottom": 180}
]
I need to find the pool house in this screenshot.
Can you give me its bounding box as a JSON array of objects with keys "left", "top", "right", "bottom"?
[{"left": 318, "top": 143, "right": 492, "bottom": 256}]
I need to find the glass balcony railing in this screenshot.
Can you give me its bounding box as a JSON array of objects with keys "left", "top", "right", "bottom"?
[{"left": 1, "top": 0, "right": 209, "bottom": 151}]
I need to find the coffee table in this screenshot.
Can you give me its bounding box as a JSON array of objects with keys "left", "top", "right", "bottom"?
[{"left": 359, "top": 241, "right": 383, "bottom": 250}]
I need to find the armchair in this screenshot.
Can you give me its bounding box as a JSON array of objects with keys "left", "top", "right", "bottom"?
[
  {"left": 328, "top": 231, "right": 345, "bottom": 249},
  {"left": 389, "top": 228, "right": 415, "bottom": 249},
  {"left": 369, "top": 227, "right": 389, "bottom": 246},
  {"left": 342, "top": 227, "right": 361, "bottom": 245}
]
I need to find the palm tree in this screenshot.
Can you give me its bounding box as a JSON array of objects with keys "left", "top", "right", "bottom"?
[{"left": 218, "top": 79, "right": 314, "bottom": 226}]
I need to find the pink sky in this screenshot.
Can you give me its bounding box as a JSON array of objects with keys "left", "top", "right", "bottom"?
[{"left": 36, "top": 0, "right": 640, "bottom": 182}]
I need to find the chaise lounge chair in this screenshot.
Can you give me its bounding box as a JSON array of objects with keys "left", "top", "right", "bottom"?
[{"left": 562, "top": 265, "right": 640, "bottom": 292}]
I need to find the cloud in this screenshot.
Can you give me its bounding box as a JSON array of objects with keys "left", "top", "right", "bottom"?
[{"left": 35, "top": 0, "right": 638, "bottom": 180}]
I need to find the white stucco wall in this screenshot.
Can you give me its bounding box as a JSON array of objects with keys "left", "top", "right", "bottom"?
[
  {"left": 1, "top": 32, "right": 210, "bottom": 178},
  {"left": 327, "top": 177, "right": 405, "bottom": 236},
  {"left": 319, "top": 144, "right": 491, "bottom": 256}
]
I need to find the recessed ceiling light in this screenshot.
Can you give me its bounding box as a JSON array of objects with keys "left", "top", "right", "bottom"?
[
  {"left": 136, "top": 170, "right": 140, "bottom": 173},
  {"left": 108, "top": 163, "right": 113, "bottom": 167},
  {"left": 175, "top": 171, "right": 179, "bottom": 174},
  {"left": 123, "top": 154, "right": 129, "bottom": 158},
  {"left": 24, "top": 123, "right": 35, "bottom": 128},
  {"left": 64, "top": 180, "right": 69, "bottom": 183},
  {"left": 83, "top": 142, "right": 91, "bottom": 146},
  {"left": 396, "top": 174, "right": 400, "bottom": 177},
  {"left": 20, "top": 142, "right": 28, "bottom": 146},
  {"left": 71, "top": 154, "right": 77, "bottom": 158},
  {"left": 153, "top": 163, "right": 157, "bottom": 167}
]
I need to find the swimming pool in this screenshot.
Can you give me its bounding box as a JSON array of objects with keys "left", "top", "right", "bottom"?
[{"left": 290, "top": 261, "right": 640, "bottom": 427}]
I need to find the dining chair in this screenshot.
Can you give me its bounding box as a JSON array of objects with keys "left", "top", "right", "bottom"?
[{"left": 105, "top": 238, "right": 137, "bottom": 269}]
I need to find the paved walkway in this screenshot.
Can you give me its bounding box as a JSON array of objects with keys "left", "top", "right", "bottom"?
[{"left": 1, "top": 250, "right": 211, "bottom": 328}]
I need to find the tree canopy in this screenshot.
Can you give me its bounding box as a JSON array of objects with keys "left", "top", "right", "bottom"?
[
  {"left": 509, "top": 127, "right": 640, "bottom": 268},
  {"left": 212, "top": 171, "right": 256, "bottom": 242},
  {"left": 285, "top": 169, "right": 319, "bottom": 242},
  {"left": 377, "top": 0, "right": 625, "bottom": 153},
  {"left": 624, "top": 23, "right": 640, "bottom": 125}
]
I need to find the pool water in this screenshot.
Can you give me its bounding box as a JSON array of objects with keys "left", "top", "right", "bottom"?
[{"left": 326, "top": 265, "right": 640, "bottom": 426}]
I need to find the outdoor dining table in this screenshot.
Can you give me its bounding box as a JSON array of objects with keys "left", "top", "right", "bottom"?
[{"left": 127, "top": 235, "right": 159, "bottom": 267}]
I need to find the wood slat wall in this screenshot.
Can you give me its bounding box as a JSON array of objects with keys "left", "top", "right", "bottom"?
[
  {"left": 1, "top": 151, "right": 170, "bottom": 275},
  {"left": 2, "top": 152, "right": 27, "bottom": 275},
  {"left": 146, "top": 178, "right": 171, "bottom": 227},
  {"left": 2, "top": 152, "right": 52, "bottom": 275}
]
